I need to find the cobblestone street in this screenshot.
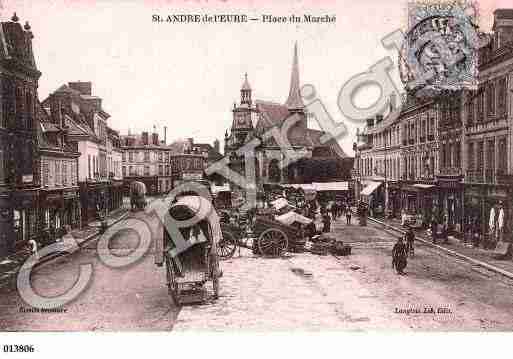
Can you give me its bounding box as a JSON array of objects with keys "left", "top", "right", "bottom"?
[
  {"left": 176, "top": 217, "right": 513, "bottom": 331},
  {"left": 2, "top": 212, "right": 513, "bottom": 331}
]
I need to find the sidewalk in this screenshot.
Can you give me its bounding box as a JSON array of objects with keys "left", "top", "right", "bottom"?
[
  {"left": 369, "top": 214, "right": 513, "bottom": 277},
  {"left": 0, "top": 206, "right": 130, "bottom": 288}
]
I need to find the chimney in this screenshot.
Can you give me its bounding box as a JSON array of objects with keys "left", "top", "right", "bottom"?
[
  {"left": 142, "top": 132, "right": 149, "bottom": 145},
  {"left": 163, "top": 126, "right": 167, "bottom": 145},
  {"left": 376, "top": 114, "right": 383, "bottom": 124},
  {"left": 68, "top": 81, "right": 92, "bottom": 95},
  {"left": 213, "top": 139, "right": 220, "bottom": 153},
  {"left": 152, "top": 132, "right": 159, "bottom": 145},
  {"left": 187, "top": 138, "right": 194, "bottom": 151},
  {"left": 366, "top": 118, "right": 375, "bottom": 127}
]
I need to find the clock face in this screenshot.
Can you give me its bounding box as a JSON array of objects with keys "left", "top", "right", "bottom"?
[{"left": 236, "top": 113, "right": 248, "bottom": 127}]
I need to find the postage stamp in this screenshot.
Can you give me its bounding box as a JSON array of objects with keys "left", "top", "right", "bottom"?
[{"left": 400, "top": 0, "right": 480, "bottom": 96}]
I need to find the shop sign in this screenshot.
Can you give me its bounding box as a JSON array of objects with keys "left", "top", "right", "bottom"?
[{"left": 22, "top": 175, "right": 33, "bottom": 183}]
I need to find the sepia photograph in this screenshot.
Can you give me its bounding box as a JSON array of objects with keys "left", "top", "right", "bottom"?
[{"left": 0, "top": 0, "right": 512, "bottom": 356}]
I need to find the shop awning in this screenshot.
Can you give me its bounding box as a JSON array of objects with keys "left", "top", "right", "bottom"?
[
  {"left": 312, "top": 181, "right": 349, "bottom": 191},
  {"left": 360, "top": 181, "right": 381, "bottom": 196},
  {"left": 275, "top": 211, "right": 313, "bottom": 226}
]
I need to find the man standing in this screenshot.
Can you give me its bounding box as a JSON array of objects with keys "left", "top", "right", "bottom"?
[
  {"left": 331, "top": 201, "right": 338, "bottom": 221},
  {"left": 392, "top": 237, "right": 408, "bottom": 275},
  {"left": 405, "top": 226, "right": 415, "bottom": 257},
  {"left": 322, "top": 213, "right": 331, "bottom": 233},
  {"left": 346, "top": 208, "right": 352, "bottom": 225}
]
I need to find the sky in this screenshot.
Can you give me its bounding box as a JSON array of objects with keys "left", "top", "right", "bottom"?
[{"left": 0, "top": 0, "right": 510, "bottom": 155}]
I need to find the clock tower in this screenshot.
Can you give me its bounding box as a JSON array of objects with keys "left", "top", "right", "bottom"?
[{"left": 230, "top": 73, "right": 254, "bottom": 147}]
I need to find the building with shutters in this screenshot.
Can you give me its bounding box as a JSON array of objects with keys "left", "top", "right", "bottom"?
[
  {"left": 120, "top": 130, "right": 175, "bottom": 195},
  {"left": 42, "top": 81, "right": 124, "bottom": 225},
  {"left": 0, "top": 14, "right": 42, "bottom": 257},
  {"left": 462, "top": 9, "right": 513, "bottom": 241}
]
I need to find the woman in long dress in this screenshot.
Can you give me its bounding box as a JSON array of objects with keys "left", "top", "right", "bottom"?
[{"left": 392, "top": 237, "right": 408, "bottom": 275}]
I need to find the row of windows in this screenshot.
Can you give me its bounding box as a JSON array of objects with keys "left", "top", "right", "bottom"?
[
  {"left": 0, "top": 76, "right": 36, "bottom": 131},
  {"left": 402, "top": 117, "right": 436, "bottom": 144},
  {"left": 360, "top": 154, "right": 437, "bottom": 180},
  {"left": 467, "top": 78, "right": 508, "bottom": 125},
  {"left": 122, "top": 165, "right": 172, "bottom": 177},
  {"left": 440, "top": 142, "right": 461, "bottom": 169},
  {"left": 123, "top": 151, "right": 170, "bottom": 163},
  {"left": 42, "top": 158, "right": 77, "bottom": 187},
  {"left": 467, "top": 137, "right": 508, "bottom": 173}
]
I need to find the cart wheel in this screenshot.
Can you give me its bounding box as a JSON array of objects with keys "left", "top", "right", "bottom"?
[
  {"left": 258, "top": 228, "right": 288, "bottom": 257},
  {"left": 218, "top": 230, "right": 237, "bottom": 259}
]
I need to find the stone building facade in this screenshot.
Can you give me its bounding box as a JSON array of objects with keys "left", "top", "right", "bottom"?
[
  {"left": 121, "top": 131, "right": 174, "bottom": 195},
  {"left": 42, "top": 81, "right": 124, "bottom": 225},
  {"left": 462, "top": 9, "right": 513, "bottom": 240},
  {"left": 0, "top": 14, "right": 42, "bottom": 257}
]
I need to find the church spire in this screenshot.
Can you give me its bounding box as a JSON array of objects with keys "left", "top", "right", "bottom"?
[{"left": 285, "top": 42, "right": 304, "bottom": 112}]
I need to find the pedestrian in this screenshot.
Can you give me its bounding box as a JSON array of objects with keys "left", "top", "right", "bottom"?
[
  {"left": 346, "top": 208, "right": 352, "bottom": 225},
  {"left": 392, "top": 237, "right": 408, "bottom": 275},
  {"left": 472, "top": 218, "right": 481, "bottom": 248},
  {"left": 405, "top": 226, "right": 415, "bottom": 257},
  {"left": 331, "top": 202, "right": 338, "bottom": 221},
  {"left": 322, "top": 213, "right": 331, "bottom": 233},
  {"left": 430, "top": 218, "right": 438, "bottom": 244}
]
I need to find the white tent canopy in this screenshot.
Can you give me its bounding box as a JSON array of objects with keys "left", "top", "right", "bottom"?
[
  {"left": 361, "top": 181, "right": 382, "bottom": 196},
  {"left": 275, "top": 211, "right": 313, "bottom": 226},
  {"left": 271, "top": 197, "right": 297, "bottom": 210},
  {"left": 312, "top": 181, "right": 349, "bottom": 191}
]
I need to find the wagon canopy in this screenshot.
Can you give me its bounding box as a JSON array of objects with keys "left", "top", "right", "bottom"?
[
  {"left": 168, "top": 195, "right": 221, "bottom": 246},
  {"left": 275, "top": 211, "right": 313, "bottom": 226}
]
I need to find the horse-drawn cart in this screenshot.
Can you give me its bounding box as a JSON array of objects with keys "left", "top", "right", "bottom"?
[
  {"left": 156, "top": 195, "right": 221, "bottom": 305},
  {"left": 218, "top": 212, "right": 311, "bottom": 258}
]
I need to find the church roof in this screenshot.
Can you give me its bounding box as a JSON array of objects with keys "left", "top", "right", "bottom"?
[{"left": 255, "top": 100, "right": 290, "bottom": 129}]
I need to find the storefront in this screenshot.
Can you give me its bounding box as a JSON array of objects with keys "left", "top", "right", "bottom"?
[
  {"left": 464, "top": 183, "right": 511, "bottom": 242},
  {"left": 80, "top": 181, "right": 109, "bottom": 224},
  {"left": 437, "top": 180, "right": 463, "bottom": 234},
  {"left": 401, "top": 183, "right": 436, "bottom": 224},
  {"left": 11, "top": 190, "right": 39, "bottom": 251}
]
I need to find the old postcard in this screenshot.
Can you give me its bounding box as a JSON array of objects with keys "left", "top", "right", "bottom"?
[{"left": 0, "top": 0, "right": 512, "bottom": 354}]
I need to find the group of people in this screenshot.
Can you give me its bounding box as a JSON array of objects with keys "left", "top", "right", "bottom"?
[{"left": 320, "top": 200, "right": 353, "bottom": 233}]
